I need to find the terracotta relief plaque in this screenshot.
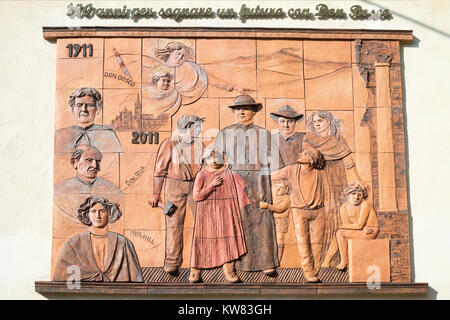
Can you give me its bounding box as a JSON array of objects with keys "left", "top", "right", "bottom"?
[{"left": 38, "top": 28, "right": 427, "bottom": 295}]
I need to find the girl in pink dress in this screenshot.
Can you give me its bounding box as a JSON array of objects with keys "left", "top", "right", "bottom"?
[{"left": 189, "top": 148, "right": 249, "bottom": 283}]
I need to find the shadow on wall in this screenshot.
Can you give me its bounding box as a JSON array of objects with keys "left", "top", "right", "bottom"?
[
  {"left": 399, "top": 35, "right": 420, "bottom": 284},
  {"left": 362, "top": 0, "right": 449, "bottom": 38}
]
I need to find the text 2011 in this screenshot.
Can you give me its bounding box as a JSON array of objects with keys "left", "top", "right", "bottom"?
[{"left": 131, "top": 131, "right": 160, "bottom": 144}]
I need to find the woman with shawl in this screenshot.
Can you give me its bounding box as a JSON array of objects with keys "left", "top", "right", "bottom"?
[{"left": 303, "top": 111, "right": 361, "bottom": 266}]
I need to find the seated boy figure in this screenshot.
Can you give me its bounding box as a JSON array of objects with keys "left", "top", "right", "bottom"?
[
  {"left": 272, "top": 147, "right": 328, "bottom": 282},
  {"left": 260, "top": 181, "right": 291, "bottom": 263},
  {"left": 321, "top": 184, "right": 380, "bottom": 270}
]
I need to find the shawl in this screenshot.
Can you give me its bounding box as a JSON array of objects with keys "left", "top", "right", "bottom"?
[
  {"left": 303, "top": 132, "right": 351, "bottom": 161},
  {"left": 53, "top": 232, "right": 143, "bottom": 282}
]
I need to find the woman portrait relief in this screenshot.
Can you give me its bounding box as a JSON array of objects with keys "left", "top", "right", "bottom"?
[
  {"left": 53, "top": 197, "right": 143, "bottom": 283},
  {"left": 154, "top": 41, "right": 194, "bottom": 67}
]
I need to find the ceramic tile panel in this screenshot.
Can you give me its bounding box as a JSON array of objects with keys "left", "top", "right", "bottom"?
[
  {"left": 304, "top": 41, "right": 353, "bottom": 110},
  {"left": 351, "top": 40, "right": 401, "bottom": 66},
  {"left": 123, "top": 193, "right": 165, "bottom": 230},
  {"left": 378, "top": 187, "right": 399, "bottom": 212},
  {"left": 119, "top": 152, "right": 155, "bottom": 194},
  {"left": 181, "top": 227, "right": 195, "bottom": 268},
  {"left": 197, "top": 39, "right": 257, "bottom": 98},
  {"left": 396, "top": 188, "right": 409, "bottom": 212},
  {"left": 304, "top": 68, "right": 354, "bottom": 110},
  {"left": 56, "top": 58, "right": 104, "bottom": 90},
  {"left": 348, "top": 239, "right": 390, "bottom": 283},
  {"left": 142, "top": 38, "right": 205, "bottom": 124},
  {"left": 53, "top": 152, "right": 119, "bottom": 186},
  {"left": 52, "top": 202, "right": 87, "bottom": 239},
  {"left": 102, "top": 88, "right": 141, "bottom": 129},
  {"left": 256, "top": 40, "right": 304, "bottom": 99},
  {"left": 53, "top": 152, "right": 75, "bottom": 184},
  {"left": 355, "top": 152, "right": 373, "bottom": 182},
  {"left": 51, "top": 238, "right": 67, "bottom": 278},
  {"left": 280, "top": 245, "right": 301, "bottom": 268},
  {"left": 352, "top": 66, "right": 369, "bottom": 109},
  {"left": 378, "top": 153, "right": 397, "bottom": 188},
  {"left": 135, "top": 248, "right": 164, "bottom": 268},
  {"left": 124, "top": 229, "right": 164, "bottom": 252},
  {"left": 104, "top": 38, "right": 142, "bottom": 89},
  {"left": 353, "top": 107, "right": 372, "bottom": 153},
  {"left": 114, "top": 131, "right": 171, "bottom": 153}
]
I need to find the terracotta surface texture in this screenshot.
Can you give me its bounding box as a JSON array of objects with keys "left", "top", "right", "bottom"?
[
  {"left": 256, "top": 40, "right": 304, "bottom": 99},
  {"left": 50, "top": 34, "right": 413, "bottom": 285},
  {"left": 197, "top": 39, "right": 257, "bottom": 98},
  {"left": 303, "top": 41, "right": 353, "bottom": 110},
  {"left": 348, "top": 239, "right": 391, "bottom": 283},
  {"left": 104, "top": 38, "right": 142, "bottom": 89}
]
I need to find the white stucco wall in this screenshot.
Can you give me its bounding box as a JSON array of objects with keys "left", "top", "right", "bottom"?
[{"left": 0, "top": 0, "right": 448, "bottom": 299}]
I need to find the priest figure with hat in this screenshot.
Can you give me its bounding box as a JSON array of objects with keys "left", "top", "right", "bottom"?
[{"left": 214, "top": 95, "right": 279, "bottom": 275}]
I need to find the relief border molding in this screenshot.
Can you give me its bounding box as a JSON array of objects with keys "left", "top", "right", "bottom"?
[{"left": 43, "top": 26, "right": 414, "bottom": 41}]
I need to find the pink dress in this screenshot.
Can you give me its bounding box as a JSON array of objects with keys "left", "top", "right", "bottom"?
[{"left": 190, "top": 167, "right": 249, "bottom": 269}]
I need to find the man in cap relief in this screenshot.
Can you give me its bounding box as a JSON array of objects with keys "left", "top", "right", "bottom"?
[{"left": 269, "top": 105, "right": 305, "bottom": 170}]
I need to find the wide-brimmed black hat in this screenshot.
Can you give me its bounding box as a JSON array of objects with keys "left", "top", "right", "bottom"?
[
  {"left": 269, "top": 105, "right": 304, "bottom": 122},
  {"left": 228, "top": 95, "right": 263, "bottom": 112}
]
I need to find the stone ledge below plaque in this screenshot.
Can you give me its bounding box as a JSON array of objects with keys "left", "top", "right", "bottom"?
[
  {"left": 35, "top": 281, "right": 429, "bottom": 296},
  {"left": 35, "top": 268, "right": 428, "bottom": 296}
]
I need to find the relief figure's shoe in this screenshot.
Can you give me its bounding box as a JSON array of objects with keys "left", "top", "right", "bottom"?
[
  {"left": 164, "top": 265, "right": 178, "bottom": 275},
  {"left": 188, "top": 268, "right": 202, "bottom": 283},
  {"left": 303, "top": 270, "right": 319, "bottom": 283},
  {"left": 262, "top": 268, "right": 276, "bottom": 276},
  {"left": 336, "top": 262, "right": 348, "bottom": 271},
  {"left": 223, "top": 262, "right": 240, "bottom": 283}
]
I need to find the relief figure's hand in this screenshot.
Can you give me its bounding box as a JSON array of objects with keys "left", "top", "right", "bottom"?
[
  {"left": 259, "top": 202, "right": 270, "bottom": 209},
  {"left": 210, "top": 176, "right": 224, "bottom": 188},
  {"left": 148, "top": 194, "right": 161, "bottom": 208}
]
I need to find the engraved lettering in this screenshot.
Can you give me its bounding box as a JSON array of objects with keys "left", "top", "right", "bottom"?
[{"left": 130, "top": 230, "right": 161, "bottom": 249}]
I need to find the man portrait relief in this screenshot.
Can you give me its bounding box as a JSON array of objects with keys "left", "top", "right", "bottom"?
[
  {"left": 54, "top": 144, "right": 123, "bottom": 221},
  {"left": 54, "top": 87, "right": 123, "bottom": 153},
  {"left": 270, "top": 105, "right": 305, "bottom": 171}
]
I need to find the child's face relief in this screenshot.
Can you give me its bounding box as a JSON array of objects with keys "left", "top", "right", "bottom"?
[
  {"left": 348, "top": 191, "right": 364, "bottom": 206},
  {"left": 297, "top": 149, "right": 312, "bottom": 165},
  {"left": 205, "top": 152, "right": 224, "bottom": 169}
]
